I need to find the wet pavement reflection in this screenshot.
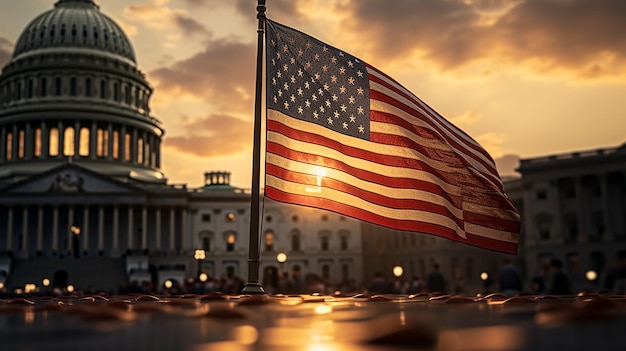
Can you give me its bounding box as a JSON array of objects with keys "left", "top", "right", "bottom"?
[{"left": 1, "top": 292, "right": 625, "bottom": 350}]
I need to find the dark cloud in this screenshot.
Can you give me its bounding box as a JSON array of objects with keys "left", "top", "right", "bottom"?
[
  {"left": 337, "top": 0, "right": 626, "bottom": 77},
  {"left": 494, "top": 154, "right": 521, "bottom": 177},
  {"left": 149, "top": 37, "right": 256, "bottom": 112},
  {"left": 164, "top": 114, "right": 253, "bottom": 157},
  {"left": 172, "top": 13, "right": 209, "bottom": 36},
  {"left": 0, "top": 36, "right": 13, "bottom": 68}
]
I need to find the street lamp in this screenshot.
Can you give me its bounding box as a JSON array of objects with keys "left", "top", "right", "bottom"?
[
  {"left": 392, "top": 265, "right": 403, "bottom": 278},
  {"left": 194, "top": 249, "right": 206, "bottom": 279},
  {"left": 480, "top": 272, "right": 491, "bottom": 293},
  {"left": 276, "top": 252, "right": 287, "bottom": 273},
  {"left": 42, "top": 278, "right": 51, "bottom": 287}
]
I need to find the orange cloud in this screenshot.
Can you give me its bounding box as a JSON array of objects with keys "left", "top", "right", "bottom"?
[
  {"left": 149, "top": 38, "right": 255, "bottom": 112},
  {"left": 334, "top": 0, "right": 626, "bottom": 79},
  {"left": 163, "top": 114, "right": 253, "bottom": 157},
  {"left": 123, "top": 1, "right": 208, "bottom": 36}
]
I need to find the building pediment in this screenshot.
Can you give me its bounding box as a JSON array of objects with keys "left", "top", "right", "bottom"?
[{"left": 2, "top": 164, "right": 143, "bottom": 195}]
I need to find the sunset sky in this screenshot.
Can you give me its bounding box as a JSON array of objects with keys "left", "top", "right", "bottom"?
[{"left": 1, "top": 0, "right": 625, "bottom": 189}]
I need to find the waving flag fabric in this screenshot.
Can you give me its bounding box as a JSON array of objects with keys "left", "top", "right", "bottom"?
[{"left": 264, "top": 19, "right": 521, "bottom": 254}]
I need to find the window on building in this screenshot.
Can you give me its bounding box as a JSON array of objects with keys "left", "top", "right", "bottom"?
[
  {"left": 70, "top": 77, "right": 77, "bottom": 96},
  {"left": 16, "top": 81, "right": 22, "bottom": 100},
  {"left": 34, "top": 128, "right": 42, "bottom": 157},
  {"left": 55, "top": 77, "right": 62, "bottom": 96},
  {"left": 564, "top": 214, "right": 578, "bottom": 242},
  {"left": 113, "top": 82, "right": 119, "bottom": 101},
  {"left": 322, "top": 264, "right": 330, "bottom": 280},
  {"left": 63, "top": 127, "right": 75, "bottom": 156},
  {"left": 591, "top": 211, "right": 605, "bottom": 241},
  {"left": 112, "top": 131, "right": 119, "bottom": 159},
  {"left": 79, "top": 127, "right": 89, "bottom": 156},
  {"left": 265, "top": 215, "right": 272, "bottom": 223},
  {"left": 202, "top": 237, "right": 211, "bottom": 251},
  {"left": 321, "top": 236, "right": 329, "bottom": 251},
  {"left": 18, "top": 130, "right": 25, "bottom": 159},
  {"left": 6, "top": 132, "right": 12, "bottom": 160},
  {"left": 201, "top": 214, "right": 211, "bottom": 222},
  {"left": 27, "top": 80, "right": 33, "bottom": 98},
  {"left": 291, "top": 231, "right": 301, "bottom": 251},
  {"left": 85, "top": 78, "right": 92, "bottom": 97},
  {"left": 100, "top": 79, "right": 106, "bottom": 99},
  {"left": 124, "top": 132, "right": 131, "bottom": 161},
  {"left": 41, "top": 77, "right": 47, "bottom": 97},
  {"left": 340, "top": 236, "right": 348, "bottom": 250},
  {"left": 536, "top": 213, "right": 552, "bottom": 240},
  {"left": 49, "top": 128, "right": 59, "bottom": 156},
  {"left": 226, "top": 233, "right": 236, "bottom": 252},
  {"left": 264, "top": 231, "right": 274, "bottom": 252}
]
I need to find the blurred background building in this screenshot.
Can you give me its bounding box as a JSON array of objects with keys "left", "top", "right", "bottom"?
[{"left": 0, "top": 0, "right": 624, "bottom": 295}]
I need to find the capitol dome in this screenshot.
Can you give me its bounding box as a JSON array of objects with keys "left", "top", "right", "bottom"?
[
  {"left": 12, "top": 0, "right": 136, "bottom": 63},
  {"left": 0, "top": 0, "right": 166, "bottom": 185}
]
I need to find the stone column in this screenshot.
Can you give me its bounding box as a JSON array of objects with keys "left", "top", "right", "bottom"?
[
  {"left": 21, "top": 207, "right": 28, "bottom": 254},
  {"left": 181, "top": 208, "right": 188, "bottom": 251},
  {"left": 83, "top": 206, "right": 90, "bottom": 252},
  {"left": 41, "top": 121, "right": 49, "bottom": 158},
  {"left": 600, "top": 174, "right": 615, "bottom": 242},
  {"left": 67, "top": 206, "right": 74, "bottom": 251},
  {"left": 141, "top": 207, "right": 148, "bottom": 250},
  {"left": 0, "top": 127, "right": 6, "bottom": 162},
  {"left": 113, "top": 206, "right": 119, "bottom": 253},
  {"left": 37, "top": 207, "right": 43, "bottom": 252},
  {"left": 575, "top": 178, "right": 587, "bottom": 243},
  {"left": 98, "top": 206, "right": 104, "bottom": 252},
  {"left": 155, "top": 208, "right": 162, "bottom": 251},
  {"left": 131, "top": 128, "right": 138, "bottom": 164},
  {"left": 107, "top": 124, "right": 114, "bottom": 161},
  {"left": 25, "top": 123, "right": 34, "bottom": 159},
  {"left": 57, "top": 121, "right": 64, "bottom": 157},
  {"left": 74, "top": 121, "right": 81, "bottom": 157},
  {"left": 169, "top": 208, "right": 176, "bottom": 252},
  {"left": 127, "top": 206, "right": 134, "bottom": 250},
  {"left": 120, "top": 126, "right": 127, "bottom": 162},
  {"left": 12, "top": 124, "right": 18, "bottom": 160},
  {"left": 6, "top": 207, "right": 13, "bottom": 251},
  {"left": 51, "top": 206, "right": 59, "bottom": 252},
  {"left": 90, "top": 122, "right": 97, "bottom": 159}
]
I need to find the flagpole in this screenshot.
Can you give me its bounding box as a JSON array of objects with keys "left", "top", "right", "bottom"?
[{"left": 242, "top": 0, "right": 266, "bottom": 295}]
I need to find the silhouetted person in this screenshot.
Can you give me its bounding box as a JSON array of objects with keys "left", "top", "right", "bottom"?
[
  {"left": 498, "top": 258, "right": 524, "bottom": 296},
  {"left": 604, "top": 250, "right": 626, "bottom": 293},
  {"left": 548, "top": 258, "right": 571, "bottom": 295},
  {"left": 426, "top": 263, "right": 446, "bottom": 293},
  {"left": 530, "top": 275, "right": 546, "bottom": 295},
  {"left": 369, "top": 272, "right": 392, "bottom": 294}
]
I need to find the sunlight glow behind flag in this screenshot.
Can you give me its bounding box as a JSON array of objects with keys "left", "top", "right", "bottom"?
[{"left": 264, "top": 20, "right": 521, "bottom": 254}]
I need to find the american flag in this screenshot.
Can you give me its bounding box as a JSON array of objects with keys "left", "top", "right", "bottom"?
[{"left": 264, "top": 20, "right": 520, "bottom": 254}]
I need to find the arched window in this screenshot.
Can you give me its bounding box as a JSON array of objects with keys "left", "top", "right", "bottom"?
[
  {"left": 100, "top": 79, "right": 106, "bottom": 99},
  {"left": 226, "top": 233, "right": 236, "bottom": 252},
  {"left": 70, "top": 77, "right": 77, "bottom": 96},
  {"left": 291, "top": 230, "right": 301, "bottom": 251},
  {"left": 112, "top": 130, "right": 119, "bottom": 159},
  {"left": 49, "top": 128, "right": 59, "bottom": 156},
  {"left": 97, "top": 128, "right": 108, "bottom": 157},
  {"left": 79, "top": 127, "right": 89, "bottom": 156},
  {"left": 27, "top": 80, "right": 33, "bottom": 98},
  {"left": 16, "top": 81, "right": 22, "bottom": 100},
  {"left": 202, "top": 237, "right": 211, "bottom": 251},
  {"left": 34, "top": 128, "right": 42, "bottom": 157},
  {"left": 5, "top": 132, "right": 12, "bottom": 160},
  {"left": 40, "top": 77, "right": 47, "bottom": 97},
  {"left": 264, "top": 231, "right": 274, "bottom": 252},
  {"left": 340, "top": 235, "right": 348, "bottom": 251},
  {"left": 55, "top": 77, "right": 62, "bottom": 96},
  {"left": 85, "top": 78, "right": 92, "bottom": 97},
  {"left": 137, "top": 138, "right": 143, "bottom": 163},
  {"left": 124, "top": 132, "right": 131, "bottom": 161},
  {"left": 113, "top": 82, "right": 119, "bottom": 101},
  {"left": 63, "top": 127, "right": 75, "bottom": 156},
  {"left": 18, "top": 130, "right": 25, "bottom": 159},
  {"left": 321, "top": 236, "right": 329, "bottom": 251}
]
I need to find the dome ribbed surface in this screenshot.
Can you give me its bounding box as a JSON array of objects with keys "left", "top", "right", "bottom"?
[{"left": 12, "top": 0, "right": 136, "bottom": 62}]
